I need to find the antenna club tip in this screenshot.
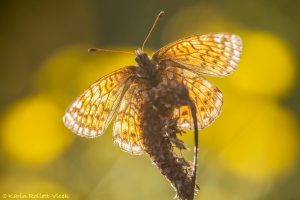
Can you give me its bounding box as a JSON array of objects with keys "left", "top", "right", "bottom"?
[
  {"left": 159, "top": 11, "right": 165, "bottom": 17},
  {"left": 88, "top": 48, "right": 96, "bottom": 52}
]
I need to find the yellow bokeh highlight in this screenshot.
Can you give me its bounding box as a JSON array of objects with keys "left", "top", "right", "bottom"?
[
  {"left": 201, "top": 95, "right": 299, "bottom": 182},
  {"left": 1, "top": 95, "right": 73, "bottom": 165},
  {"left": 221, "top": 102, "right": 298, "bottom": 181},
  {"left": 35, "top": 44, "right": 96, "bottom": 106},
  {"left": 228, "top": 31, "right": 296, "bottom": 97}
]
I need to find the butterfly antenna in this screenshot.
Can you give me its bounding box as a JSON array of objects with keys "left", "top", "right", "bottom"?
[
  {"left": 141, "top": 11, "right": 165, "bottom": 51},
  {"left": 88, "top": 48, "right": 134, "bottom": 55}
]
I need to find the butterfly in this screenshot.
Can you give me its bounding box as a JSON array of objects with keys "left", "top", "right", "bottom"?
[{"left": 63, "top": 11, "right": 242, "bottom": 155}]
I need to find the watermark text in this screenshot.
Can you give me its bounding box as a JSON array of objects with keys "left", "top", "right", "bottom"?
[{"left": 2, "top": 193, "right": 70, "bottom": 199}]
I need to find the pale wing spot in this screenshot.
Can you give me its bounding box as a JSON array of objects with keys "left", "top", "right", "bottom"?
[
  {"left": 214, "top": 37, "right": 222, "bottom": 43},
  {"left": 75, "top": 100, "right": 82, "bottom": 109},
  {"left": 73, "top": 124, "right": 79, "bottom": 132},
  {"left": 84, "top": 128, "right": 89, "bottom": 136},
  {"left": 78, "top": 127, "right": 83, "bottom": 135},
  {"left": 90, "top": 129, "right": 96, "bottom": 137}
]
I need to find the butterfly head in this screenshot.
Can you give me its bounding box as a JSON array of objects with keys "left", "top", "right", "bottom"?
[
  {"left": 135, "top": 48, "right": 144, "bottom": 56},
  {"left": 134, "top": 48, "right": 160, "bottom": 86},
  {"left": 135, "top": 48, "right": 152, "bottom": 68}
]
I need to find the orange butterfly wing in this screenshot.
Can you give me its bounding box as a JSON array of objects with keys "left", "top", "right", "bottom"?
[
  {"left": 161, "top": 64, "right": 223, "bottom": 130},
  {"left": 112, "top": 82, "right": 146, "bottom": 155},
  {"left": 153, "top": 33, "right": 242, "bottom": 77},
  {"left": 63, "top": 67, "right": 134, "bottom": 138}
]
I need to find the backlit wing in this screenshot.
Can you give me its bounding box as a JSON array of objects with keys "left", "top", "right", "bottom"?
[
  {"left": 63, "top": 67, "right": 135, "bottom": 138},
  {"left": 161, "top": 65, "right": 223, "bottom": 130},
  {"left": 113, "top": 82, "right": 145, "bottom": 155},
  {"left": 153, "top": 33, "right": 242, "bottom": 77}
]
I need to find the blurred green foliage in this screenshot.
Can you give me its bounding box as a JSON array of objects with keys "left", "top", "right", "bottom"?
[{"left": 0, "top": 0, "right": 300, "bottom": 199}]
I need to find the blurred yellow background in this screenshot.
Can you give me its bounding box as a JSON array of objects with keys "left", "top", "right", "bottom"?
[{"left": 0, "top": 1, "right": 299, "bottom": 199}]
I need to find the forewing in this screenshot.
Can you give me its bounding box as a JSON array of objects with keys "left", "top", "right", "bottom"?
[
  {"left": 161, "top": 65, "right": 223, "bottom": 130},
  {"left": 153, "top": 33, "right": 242, "bottom": 77},
  {"left": 113, "top": 83, "right": 145, "bottom": 155},
  {"left": 63, "top": 67, "right": 135, "bottom": 138}
]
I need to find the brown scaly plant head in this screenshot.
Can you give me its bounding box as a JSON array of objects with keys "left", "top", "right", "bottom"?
[{"left": 140, "top": 81, "right": 198, "bottom": 200}]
